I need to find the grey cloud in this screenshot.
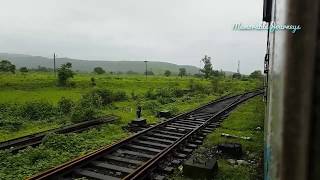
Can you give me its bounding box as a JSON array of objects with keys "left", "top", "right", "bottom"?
[{"left": 0, "top": 0, "right": 266, "bottom": 74}]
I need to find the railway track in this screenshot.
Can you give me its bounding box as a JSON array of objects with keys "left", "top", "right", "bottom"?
[
  {"left": 28, "top": 90, "right": 263, "bottom": 180},
  {"left": 0, "top": 116, "right": 117, "bottom": 153}
]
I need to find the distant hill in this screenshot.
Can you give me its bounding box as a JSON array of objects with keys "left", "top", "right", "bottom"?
[{"left": 0, "top": 53, "right": 200, "bottom": 74}]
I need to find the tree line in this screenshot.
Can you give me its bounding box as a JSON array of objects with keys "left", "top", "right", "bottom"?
[{"left": 0, "top": 58, "right": 263, "bottom": 85}]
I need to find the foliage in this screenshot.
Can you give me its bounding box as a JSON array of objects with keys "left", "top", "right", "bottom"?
[
  {"left": 142, "top": 100, "right": 161, "bottom": 114},
  {"left": 249, "top": 70, "right": 263, "bottom": 79},
  {"left": 19, "top": 67, "right": 28, "bottom": 73},
  {"left": 113, "top": 91, "right": 128, "bottom": 101},
  {"left": 200, "top": 55, "right": 213, "bottom": 78},
  {"left": 212, "top": 69, "right": 225, "bottom": 77},
  {"left": 90, "top": 77, "right": 96, "bottom": 86},
  {"left": 178, "top": 68, "right": 186, "bottom": 78},
  {"left": 32, "top": 65, "right": 52, "bottom": 72},
  {"left": 130, "top": 91, "right": 139, "bottom": 100},
  {"left": 0, "top": 60, "right": 15, "bottom": 73},
  {"left": 211, "top": 77, "right": 221, "bottom": 93},
  {"left": 126, "top": 70, "right": 139, "bottom": 75},
  {"left": 21, "top": 101, "right": 57, "bottom": 120},
  {"left": 188, "top": 79, "right": 210, "bottom": 94},
  {"left": 0, "top": 124, "right": 127, "bottom": 180},
  {"left": 164, "top": 70, "right": 171, "bottom": 77},
  {"left": 80, "top": 92, "right": 103, "bottom": 108},
  {"left": 144, "top": 70, "right": 154, "bottom": 75},
  {"left": 57, "top": 62, "right": 74, "bottom": 86},
  {"left": 57, "top": 97, "right": 74, "bottom": 115},
  {"left": 232, "top": 73, "right": 241, "bottom": 79},
  {"left": 0, "top": 115, "right": 23, "bottom": 131},
  {"left": 93, "top": 67, "right": 106, "bottom": 74},
  {"left": 71, "top": 105, "right": 96, "bottom": 123}
]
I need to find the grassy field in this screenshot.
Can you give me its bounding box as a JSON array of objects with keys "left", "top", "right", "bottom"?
[
  {"left": 170, "top": 96, "right": 265, "bottom": 180},
  {"left": 0, "top": 72, "right": 262, "bottom": 179}
]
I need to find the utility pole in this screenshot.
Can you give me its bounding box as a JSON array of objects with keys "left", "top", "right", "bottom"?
[
  {"left": 144, "top": 60, "right": 148, "bottom": 80},
  {"left": 199, "top": 59, "right": 202, "bottom": 74},
  {"left": 237, "top": 60, "right": 240, "bottom": 74},
  {"left": 53, "top": 53, "right": 56, "bottom": 76}
]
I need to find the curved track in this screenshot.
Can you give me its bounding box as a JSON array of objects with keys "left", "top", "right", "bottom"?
[{"left": 28, "top": 90, "right": 263, "bottom": 180}]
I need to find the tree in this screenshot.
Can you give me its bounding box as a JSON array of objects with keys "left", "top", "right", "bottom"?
[
  {"left": 0, "top": 60, "right": 15, "bottom": 73},
  {"left": 19, "top": 67, "right": 28, "bottom": 73},
  {"left": 144, "top": 71, "right": 154, "bottom": 75},
  {"left": 126, "top": 70, "right": 138, "bottom": 75},
  {"left": 178, "top": 68, "right": 186, "bottom": 78},
  {"left": 90, "top": 77, "right": 96, "bottom": 86},
  {"left": 164, "top": 70, "right": 171, "bottom": 77},
  {"left": 249, "top": 70, "right": 263, "bottom": 79},
  {"left": 232, "top": 73, "right": 241, "bottom": 79},
  {"left": 93, "top": 67, "right": 105, "bottom": 74},
  {"left": 200, "top": 55, "right": 213, "bottom": 79},
  {"left": 57, "top": 62, "right": 74, "bottom": 86}
]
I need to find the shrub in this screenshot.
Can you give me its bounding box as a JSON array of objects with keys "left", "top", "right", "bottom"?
[
  {"left": 91, "top": 89, "right": 113, "bottom": 105},
  {"left": 145, "top": 87, "right": 184, "bottom": 102},
  {"left": 80, "top": 92, "right": 102, "bottom": 108},
  {"left": 145, "top": 89, "right": 156, "bottom": 99},
  {"left": 57, "top": 97, "right": 74, "bottom": 115},
  {"left": 90, "top": 77, "right": 96, "bottom": 86},
  {"left": 87, "top": 89, "right": 128, "bottom": 105},
  {"left": 142, "top": 100, "right": 161, "bottom": 115},
  {"left": 0, "top": 116, "right": 23, "bottom": 131},
  {"left": 172, "top": 88, "right": 185, "bottom": 98},
  {"left": 131, "top": 91, "right": 139, "bottom": 100},
  {"left": 113, "top": 91, "right": 127, "bottom": 101},
  {"left": 157, "top": 97, "right": 175, "bottom": 105},
  {"left": 21, "top": 101, "right": 56, "bottom": 120},
  {"left": 93, "top": 67, "right": 106, "bottom": 74},
  {"left": 188, "top": 79, "right": 210, "bottom": 94},
  {"left": 57, "top": 62, "right": 74, "bottom": 86},
  {"left": 43, "top": 133, "right": 85, "bottom": 153},
  {"left": 71, "top": 105, "right": 96, "bottom": 123}
]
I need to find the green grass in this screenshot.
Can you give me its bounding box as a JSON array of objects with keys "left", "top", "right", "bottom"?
[
  {"left": 170, "top": 96, "right": 265, "bottom": 180},
  {"left": 204, "top": 97, "right": 264, "bottom": 153},
  {"left": 0, "top": 73, "right": 261, "bottom": 141}
]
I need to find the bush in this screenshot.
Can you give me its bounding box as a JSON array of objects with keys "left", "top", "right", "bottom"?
[
  {"left": 93, "top": 67, "right": 106, "bottom": 74},
  {"left": 142, "top": 100, "right": 161, "bottom": 114},
  {"left": 145, "top": 89, "right": 156, "bottom": 99},
  {"left": 86, "top": 89, "right": 127, "bottom": 105},
  {"left": 188, "top": 79, "right": 210, "bottom": 94},
  {"left": 157, "top": 97, "right": 175, "bottom": 105},
  {"left": 113, "top": 91, "right": 127, "bottom": 101},
  {"left": 131, "top": 91, "right": 139, "bottom": 100},
  {"left": 71, "top": 105, "right": 96, "bottom": 123},
  {"left": 21, "top": 101, "right": 56, "bottom": 120},
  {"left": 57, "top": 97, "right": 74, "bottom": 115},
  {"left": 172, "top": 88, "right": 185, "bottom": 98},
  {"left": 43, "top": 133, "right": 85, "bottom": 153},
  {"left": 91, "top": 89, "right": 113, "bottom": 105},
  {"left": 57, "top": 62, "right": 74, "bottom": 86},
  {"left": 0, "top": 116, "right": 23, "bottom": 131},
  {"left": 80, "top": 92, "right": 102, "bottom": 108}
]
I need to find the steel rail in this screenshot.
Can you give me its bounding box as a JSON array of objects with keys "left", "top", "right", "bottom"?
[{"left": 128, "top": 91, "right": 262, "bottom": 179}]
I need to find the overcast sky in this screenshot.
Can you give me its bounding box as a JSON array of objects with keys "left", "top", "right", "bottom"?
[{"left": 0, "top": 0, "right": 266, "bottom": 74}]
